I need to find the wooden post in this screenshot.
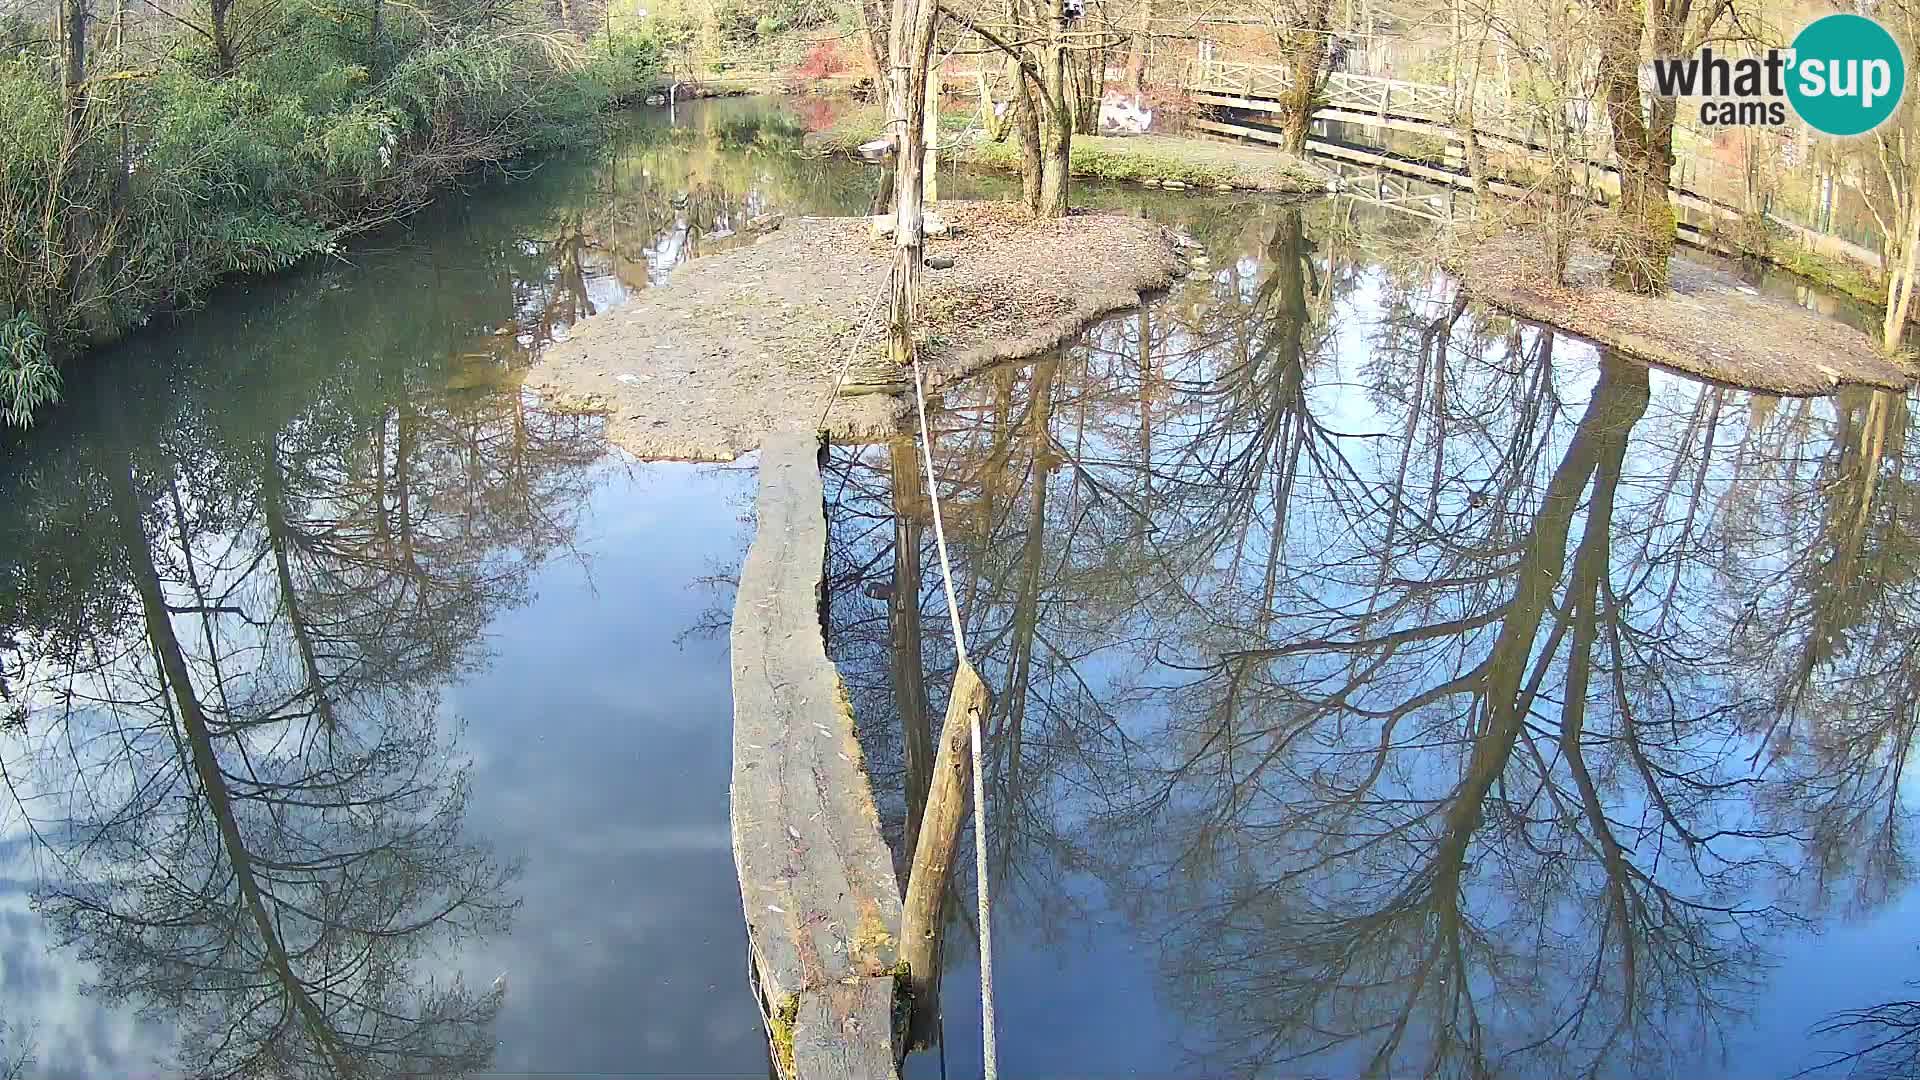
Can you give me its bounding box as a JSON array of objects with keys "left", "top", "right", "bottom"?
[
  {"left": 898, "top": 660, "right": 992, "bottom": 1049},
  {"left": 885, "top": 0, "right": 938, "bottom": 374}
]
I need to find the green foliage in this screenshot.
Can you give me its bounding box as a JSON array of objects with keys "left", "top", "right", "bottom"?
[
  {"left": 968, "top": 131, "right": 1320, "bottom": 192},
  {"left": 712, "top": 110, "right": 805, "bottom": 149},
  {"left": 0, "top": 315, "right": 58, "bottom": 429},
  {"left": 802, "top": 103, "right": 968, "bottom": 154},
  {"left": 582, "top": 28, "right": 670, "bottom": 107},
  {"left": 1772, "top": 243, "right": 1888, "bottom": 310},
  {"left": 713, "top": 0, "right": 833, "bottom": 43},
  {"left": 0, "top": 0, "right": 666, "bottom": 429}
]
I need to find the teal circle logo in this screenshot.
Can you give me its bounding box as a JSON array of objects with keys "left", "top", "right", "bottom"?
[{"left": 1787, "top": 13, "right": 1905, "bottom": 136}]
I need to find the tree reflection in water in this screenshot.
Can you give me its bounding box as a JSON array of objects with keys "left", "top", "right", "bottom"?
[
  {"left": 0, "top": 95, "right": 936, "bottom": 1078},
  {"left": 0, "top": 310, "right": 605, "bottom": 1078},
  {"left": 827, "top": 198, "right": 1920, "bottom": 1078}
]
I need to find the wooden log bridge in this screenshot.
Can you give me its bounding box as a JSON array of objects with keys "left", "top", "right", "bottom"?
[{"left": 731, "top": 429, "right": 904, "bottom": 1080}]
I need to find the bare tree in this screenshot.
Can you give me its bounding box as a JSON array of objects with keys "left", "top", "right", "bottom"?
[{"left": 1586, "top": 0, "right": 1748, "bottom": 292}]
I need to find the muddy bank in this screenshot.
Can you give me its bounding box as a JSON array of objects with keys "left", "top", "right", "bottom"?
[
  {"left": 526, "top": 203, "right": 1183, "bottom": 460},
  {"left": 1449, "top": 230, "right": 1916, "bottom": 395}
]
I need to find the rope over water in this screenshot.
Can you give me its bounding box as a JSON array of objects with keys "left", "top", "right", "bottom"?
[
  {"left": 906, "top": 347, "right": 998, "bottom": 1080},
  {"left": 818, "top": 282, "right": 1000, "bottom": 1079}
]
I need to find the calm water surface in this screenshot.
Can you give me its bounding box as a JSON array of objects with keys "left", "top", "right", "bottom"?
[
  {"left": 0, "top": 98, "right": 876, "bottom": 1079},
  {"left": 2, "top": 96, "right": 1916, "bottom": 1080},
  {"left": 826, "top": 202, "right": 1920, "bottom": 1079}
]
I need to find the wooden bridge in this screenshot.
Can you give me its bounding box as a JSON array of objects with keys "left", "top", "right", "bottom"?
[
  {"left": 1191, "top": 59, "right": 1462, "bottom": 137},
  {"left": 1184, "top": 54, "right": 1873, "bottom": 263}
]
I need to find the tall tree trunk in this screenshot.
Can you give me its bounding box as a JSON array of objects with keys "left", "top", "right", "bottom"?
[
  {"left": 1452, "top": 1, "right": 1490, "bottom": 196},
  {"left": 923, "top": 67, "right": 940, "bottom": 205},
  {"left": 1068, "top": 45, "right": 1101, "bottom": 132},
  {"left": 1125, "top": 0, "right": 1151, "bottom": 98},
  {"left": 1610, "top": 134, "right": 1676, "bottom": 293},
  {"left": 1884, "top": 185, "right": 1920, "bottom": 352},
  {"left": 210, "top": 0, "right": 235, "bottom": 73},
  {"left": 1029, "top": 0, "right": 1071, "bottom": 217},
  {"left": 1597, "top": 0, "right": 1675, "bottom": 294},
  {"left": 370, "top": 0, "right": 384, "bottom": 73},
  {"left": 61, "top": 0, "right": 88, "bottom": 105},
  {"left": 884, "top": 0, "right": 937, "bottom": 372},
  {"left": 699, "top": 0, "right": 720, "bottom": 64},
  {"left": 1011, "top": 60, "right": 1043, "bottom": 213},
  {"left": 1036, "top": 100, "right": 1070, "bottom": 215},
  {"left": 1278, "top": 0, "right": 1331, "bottom": 155},
  {"left": 857, "top": 0, "right": 889, "bottom": 92}
]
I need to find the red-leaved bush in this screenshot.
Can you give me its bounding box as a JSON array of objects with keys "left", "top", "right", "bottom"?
[{"left": 792, "top": 40, "right": 847, "bottom": 81}]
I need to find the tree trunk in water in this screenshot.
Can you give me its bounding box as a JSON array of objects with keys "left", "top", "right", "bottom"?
[
  {"left": 889, "top": 437, "right": 933, "bottom": 860},
  {"left": 898, "top": 660, "right": 991, "bottom": 1049},
  {"left": 263, "top": 439, "right": 338, "bottom": 730},
  {"left": 108, "top": 459, "right": 357, "bottom": 1076}
]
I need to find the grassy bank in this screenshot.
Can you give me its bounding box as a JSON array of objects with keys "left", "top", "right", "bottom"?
[
  {"left": 0, "top": 5, "right": 669, "bottom": 428},
  {"left": 804, "top": 104, "right": 1327, "bottom": 194},
  {"left": 1765, "top": 244, "right": 1887, "bottom": 310}
]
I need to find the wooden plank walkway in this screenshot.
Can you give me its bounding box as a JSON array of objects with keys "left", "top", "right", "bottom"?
[
  {"left": 1196, "top": 118, "right": 1722, "bottom": 248},
  {"left": 1187, "top": 55, "right": 1878, "bottom": 264},
  {"left": 732, "top": 429, "right": 904, "bottom": 1080}
]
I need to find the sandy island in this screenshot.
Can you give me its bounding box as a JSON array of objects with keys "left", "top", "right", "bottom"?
[
  {"left": 525, "top": 202, "right": 1182, "bottom": 460},
  {"left": 1449, "top": 230, "right": 1917, "bottom": 395}
]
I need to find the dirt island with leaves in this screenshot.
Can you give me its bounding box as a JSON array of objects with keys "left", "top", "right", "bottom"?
[{"left": 523, "top": 201, "right": 1184, "bottom": 460}]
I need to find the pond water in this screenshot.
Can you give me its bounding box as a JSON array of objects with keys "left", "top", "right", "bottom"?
[
  {"left": 0, "top": 95, "right": 1914, "bottom": 1080},
  {"left": 0, "top": 97, "right": 867, "bottom": 1079},
  {"left": 826, "top": 206, "right": 1920, "bottom": 1078}
]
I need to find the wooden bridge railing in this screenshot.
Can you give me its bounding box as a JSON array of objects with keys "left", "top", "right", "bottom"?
[
  {"left": 1188, "top": 52, "right": 1879, "bottom": 261},
  {"left": 1187, "top": 58, "right": 1294, "bottom": 99},
  {"left": 1323, "top": 70, "right": 1452, "bottom": 118},
  {"left": 1188, "top": 55, "right": 1461, "bottom": 121}
]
